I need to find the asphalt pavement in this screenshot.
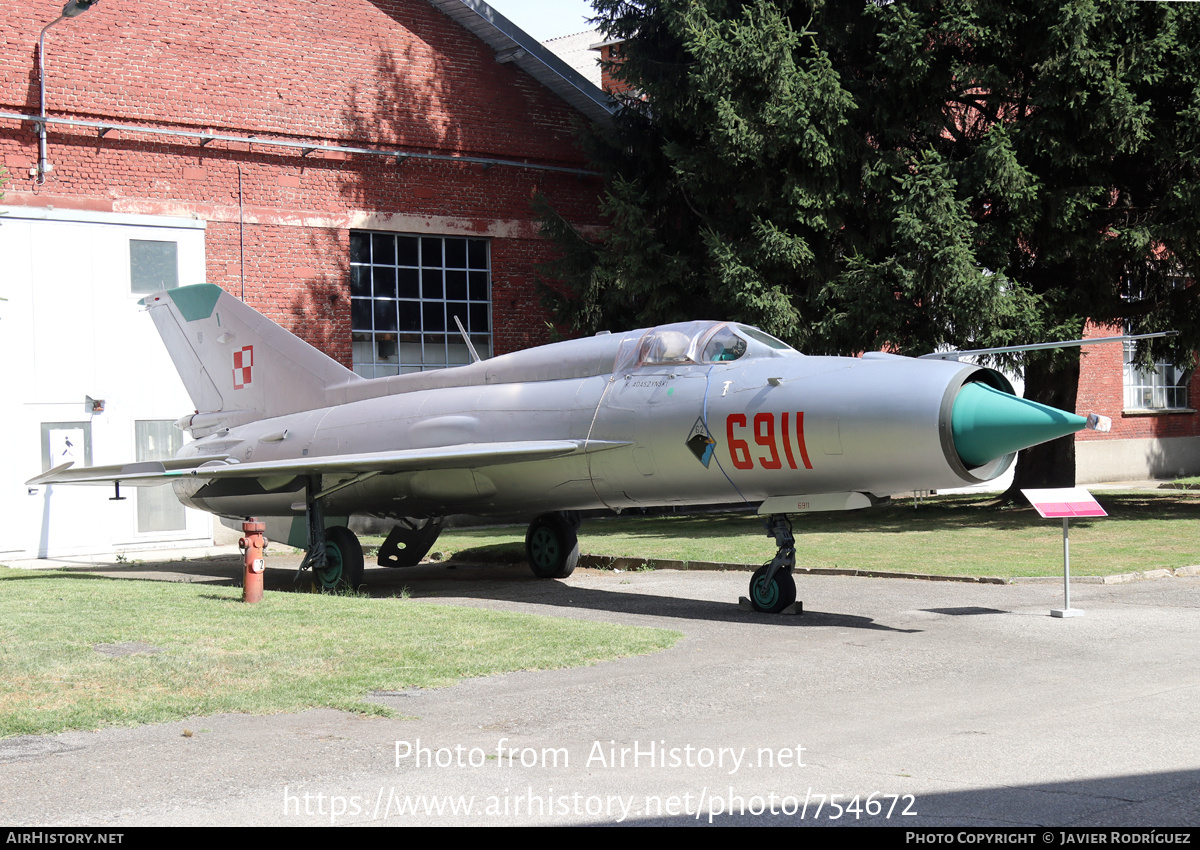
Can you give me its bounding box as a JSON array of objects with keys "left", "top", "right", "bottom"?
[{"left": 1, "top": 548, "right": 1198, "bottom": 827}]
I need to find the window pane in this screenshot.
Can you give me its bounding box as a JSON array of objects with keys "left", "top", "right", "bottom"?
[
  {"left": 372, "top": 233, "right": 395, "bottom": 266},
  {"left": 130, "top": 240, "right": 179, "bottom": 294},
  {"left": 375, "top": 338, "right": 397, "bottom": 362},
  {"left": 423, "top": 301, "right": 446, "bottom": 332},
  {"left": 398, "top": 267, "right": 419, "bottom": 299},
  {"left": 445, "top": 238, "right": 467, "bottom": 269},
  {"left": 468, "top": 239, "right": 487, "bottom": 269},
  {"left": 397, "top": 236, "right": 419, "bottom": 266},
  {"left": 352, "top": 337, "right": 373, "bottom": 367},
  {"left": 374, "top": 300, "right": 398, "bottom": 332},
  {"left": 446, "top": 269, "right": 467, "bottom": 301},
  {"left": 469, "top": 271, "right": 488, "bottom": 301},
  {"left": 135, "top": 420, "right": 185, "bottom": 533},
  {"left": 447, "top": 303, "right": 469, "bottom": 333},
  {"left": 399, "top": 342, "right": 423, "bottom": 365},
  {"left": 469, "top": 302, "right": 489, "bottom": 333},
  {"left": 372, "top": 266, "right": 397, "bottom": 299},
  {"left": 399, "top": 302, "right": 420, "bottom": 332},
  {"left": 422, "top": 268, "right": 443, "bottom": 299},
  {"left": 351, "top": 299, "right": 372, "bottom": 331},
  {"left": 423, "top": 335, "right": 448, "bottom": 364},
  {"left": 420, "top": 237, "right": 442, "bottom": 267}
]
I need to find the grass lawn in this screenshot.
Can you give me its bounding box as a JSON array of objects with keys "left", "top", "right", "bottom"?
[
  {"left": 423, "top": 491, "right": 1200, "bottom": 579},
  {"left": 0, "top": 569, "right": 680, "bottom": 738}
]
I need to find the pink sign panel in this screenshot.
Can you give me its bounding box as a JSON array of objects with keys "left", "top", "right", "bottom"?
[{"left": 1021, "top": 488, "right": 1107, "bottom": 519}]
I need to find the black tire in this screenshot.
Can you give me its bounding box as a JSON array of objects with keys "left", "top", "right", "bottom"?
[
  {"left": 313, "top": 526, "right": 365, "bottom": 591},
  {"left": 525, "top": 513, "right": 580, "bottom": 578},
  {"left": 749, "top": 564, "right": 796, "bottom": 613}
]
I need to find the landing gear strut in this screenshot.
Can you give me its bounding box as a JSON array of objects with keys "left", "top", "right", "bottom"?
[
  {"left": 749, "top": 514, "right": 798, "bottom": 613},
  {"left": 525, "top": 512, "right": 580, "bottom": 578},
  {"left": 297, "top": 475, "right": 364, "bottom": 591}
]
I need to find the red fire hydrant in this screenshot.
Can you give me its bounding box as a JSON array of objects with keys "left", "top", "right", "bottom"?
[{"left": 239, "top": 518, "right": 267, "bottom": 603}]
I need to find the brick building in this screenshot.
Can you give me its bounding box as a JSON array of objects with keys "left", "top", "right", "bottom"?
[
  {"left": 1075, "top": 324, "right": 1200, "bottom": 483},
  {"left": 0, "top": 0, "right": 610, "bottom": 558}
]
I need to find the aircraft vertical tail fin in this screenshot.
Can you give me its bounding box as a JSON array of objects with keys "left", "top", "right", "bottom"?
[{"left": 141, "top": 284, "right": 361, "bottom": 430}]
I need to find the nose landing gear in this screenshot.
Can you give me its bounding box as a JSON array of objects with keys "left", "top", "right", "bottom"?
[{"left": 748, "top": 514, "right": 798, "bottom": 613}]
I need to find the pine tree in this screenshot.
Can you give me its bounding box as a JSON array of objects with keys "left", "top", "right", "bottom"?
[{"left": 541, "top": 0, "right": 1200, "bottom": 488}]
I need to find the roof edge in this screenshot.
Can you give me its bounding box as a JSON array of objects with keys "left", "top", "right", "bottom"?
[{"left": 425, "top": 0, "right": 616, "bottom": 126}]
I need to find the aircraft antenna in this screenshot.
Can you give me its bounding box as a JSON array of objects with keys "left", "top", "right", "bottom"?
[
  {"left": 920, "top": 330, "right": 1178, "bottom": 360},
  {"left": 453, "top": 315, "right": 482, "bottom": 364}
]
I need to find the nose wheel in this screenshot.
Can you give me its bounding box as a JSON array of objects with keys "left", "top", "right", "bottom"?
[
  {"left": 750, "top": 562, "right": 797, "bottom": 613},
  {"left": 748, "top": 514, "right": 798, "bottom": 613}
]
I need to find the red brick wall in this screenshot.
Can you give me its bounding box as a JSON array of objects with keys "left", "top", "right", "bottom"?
[
  {"left": 1075, "top": 322, "right": 1200, "bottom": 442},
  {"left": 598, "top": 42, "right": 637, "bottom": 96},
  {"left": 1, "top": 0, "right": 603, "bottom": 363}
]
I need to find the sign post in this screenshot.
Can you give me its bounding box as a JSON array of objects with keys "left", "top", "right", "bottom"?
[{"left": 1021, "top": 488, "right": 1107, "bottom": 618}]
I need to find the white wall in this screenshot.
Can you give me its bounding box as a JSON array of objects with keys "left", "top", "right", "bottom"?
[
  {"left": 0, "top": 207, "right": 212, "bottom": 558},
  {"left": 1077, "top": 436, "right": 1200, "bottom": 484}
]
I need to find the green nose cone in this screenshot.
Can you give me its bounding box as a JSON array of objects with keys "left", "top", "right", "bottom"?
[{"left": 952, "top": 382, "right": 1088, "bottom": 468}]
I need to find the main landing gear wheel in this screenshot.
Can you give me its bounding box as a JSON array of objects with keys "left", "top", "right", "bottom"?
[
  {"left": 525, "top": 513, "right": 580, "bottom": 579},
  {"left": 313, "top": 526, "right": 364, "bottom": 592},
  {"left": 749, "top": 564, "right": 797, "bottom": 614}
]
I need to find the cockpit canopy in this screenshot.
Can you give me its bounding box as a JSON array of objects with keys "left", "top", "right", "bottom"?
[
  {"left": 613, "top": 321, "right": 797, "bottom": 373},
  {"left": 356, "top": 319, "right": 801, "bottom": 398}
]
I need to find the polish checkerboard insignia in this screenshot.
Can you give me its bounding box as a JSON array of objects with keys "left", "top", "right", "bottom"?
[{"left": 233, "top": 345, "right": 254, "bottom": 389}]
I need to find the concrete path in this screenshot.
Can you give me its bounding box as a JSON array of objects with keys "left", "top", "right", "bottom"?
[{"left": 1, "top": 552, "right": 1197, "bottom": 827}]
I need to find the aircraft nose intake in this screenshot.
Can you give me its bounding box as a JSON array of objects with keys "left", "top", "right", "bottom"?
[{"left": 951, "top": 381, "right": 1088, "bottom": 468}]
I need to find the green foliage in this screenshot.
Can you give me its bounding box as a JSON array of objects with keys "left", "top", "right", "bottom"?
[
  {"left": 540, "top": 0, "right": 854, "bottom": 346},
  {"left": 540, "top": 0, "right": 1200, "bottom": 372}
]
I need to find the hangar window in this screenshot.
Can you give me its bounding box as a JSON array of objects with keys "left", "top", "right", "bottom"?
[
  {"left": 349, "top": 232, "right": 491, "bottom": 377},
  {"left": 130, "top": 240, "right": 179, "bottom": 294}
]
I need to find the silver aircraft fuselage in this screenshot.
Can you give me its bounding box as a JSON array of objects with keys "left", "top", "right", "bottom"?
[
  {"left": 171, "top": 324, "right": 1011, "bottom": 523},
  {"left": 30, "top": 284, "right": 1092, "bottom": 539}
]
